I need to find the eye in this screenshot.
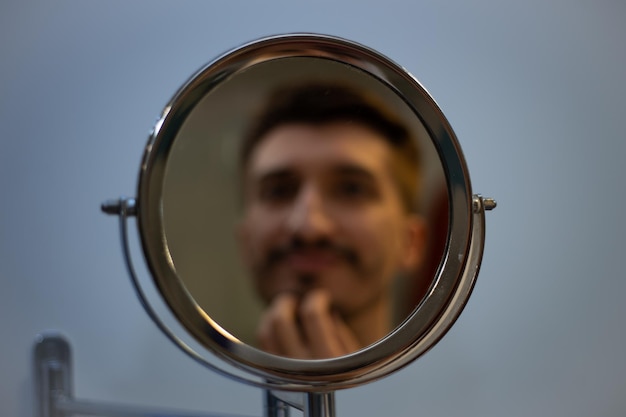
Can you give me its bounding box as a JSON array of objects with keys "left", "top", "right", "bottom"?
[
  {"left": 333, "top": 178, "right": 376, "bottom": 202},
  {"left": 258, "top": 178, "right": 299, "bottom": 204}
]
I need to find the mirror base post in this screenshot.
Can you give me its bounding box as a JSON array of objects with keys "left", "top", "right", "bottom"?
[{"left": 304, "top": 392, "right": 335, "bottom": 417}]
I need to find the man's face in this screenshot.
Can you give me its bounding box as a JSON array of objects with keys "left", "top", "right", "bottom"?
[{"left": 238, "top": 122, "right": 423, "bottom": 319}]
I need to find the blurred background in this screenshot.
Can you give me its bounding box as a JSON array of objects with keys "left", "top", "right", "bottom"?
[{"left": 1, "top": 2, "right": 624, "bottom": 417}]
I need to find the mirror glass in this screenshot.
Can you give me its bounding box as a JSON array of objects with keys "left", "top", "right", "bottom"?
[{"left": 161, "top": 57, "right": 448, "bottom": 359}]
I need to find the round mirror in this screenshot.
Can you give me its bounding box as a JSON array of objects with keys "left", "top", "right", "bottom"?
[{"left": 136, "top": 34, "right": 488, "bottom": 390}]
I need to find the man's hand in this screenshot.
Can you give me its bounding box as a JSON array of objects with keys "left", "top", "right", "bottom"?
[{"left": 257, "top": 289, "right": 360, "bottom": 359}]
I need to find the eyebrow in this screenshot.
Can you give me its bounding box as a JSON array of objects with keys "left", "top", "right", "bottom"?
[
  {"left": 250, "top": 162, "right": 379, "bottom": 186},
  {"left": 253, "top": 168, "right": 297, "bottom": 185},
  {"left": 331, "top": 164, "right": 378, "bottom": 182}
]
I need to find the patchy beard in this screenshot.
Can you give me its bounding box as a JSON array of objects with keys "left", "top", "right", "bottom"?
[
  {"left": 251, "top": 236, "right": 366, "bottom": 302},
  {"left": 251, "top": 236, "right": 389, "bottom": 319},
  {"left": 259, "top": 236, "right": 362, "bottom": 278}
]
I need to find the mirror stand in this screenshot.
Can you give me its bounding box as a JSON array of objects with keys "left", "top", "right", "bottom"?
[
  {"left": 33, "top": 332, "right": 331, "bottom": 417},
  {"left": 94, "top": 34, "right": 497, "bottom": 417}
]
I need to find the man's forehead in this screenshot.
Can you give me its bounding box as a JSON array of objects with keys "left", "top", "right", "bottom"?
[{"left": 245, "top": 123, "right": 394, "bottom": 179}]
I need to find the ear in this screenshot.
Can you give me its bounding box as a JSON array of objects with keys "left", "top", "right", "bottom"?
[{"left": 401, "top": 214, "right": 427, "bottom": 271}]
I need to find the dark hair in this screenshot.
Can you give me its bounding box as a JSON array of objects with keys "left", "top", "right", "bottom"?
[{"left": 240, "top": 82, "right": 421, "bottom": 212}]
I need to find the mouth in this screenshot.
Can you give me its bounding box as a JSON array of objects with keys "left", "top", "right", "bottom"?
[
  {"left": 285, "top": 249, "right": 342, "bottom": 274},
  {"left": 260, "top": 241, "right": 360, "bottom": 282}
]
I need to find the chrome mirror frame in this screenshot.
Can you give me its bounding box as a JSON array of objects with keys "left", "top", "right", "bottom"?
[{"left": 119, "top": 33, "right": 495, "bottom": 391}]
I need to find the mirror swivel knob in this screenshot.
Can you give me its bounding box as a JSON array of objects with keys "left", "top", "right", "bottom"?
[
  {"left": 473, "top": 195, "right": 497, "bottom": 212},
  {"left": 101, "top": 198, "right": 137, "bottom": 216}
]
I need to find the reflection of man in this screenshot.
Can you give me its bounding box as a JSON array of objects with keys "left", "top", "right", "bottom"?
[{"left": 237, "top": 83, "right": 425, "bottom": 359}]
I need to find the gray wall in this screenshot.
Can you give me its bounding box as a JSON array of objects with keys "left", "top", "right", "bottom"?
[{"left": 1, "top": 1, "right": 625, "bottom": 416}]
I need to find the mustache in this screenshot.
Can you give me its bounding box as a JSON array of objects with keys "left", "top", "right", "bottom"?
[{"left": 262, "top": 237, "right": 360, "bottom": 271}]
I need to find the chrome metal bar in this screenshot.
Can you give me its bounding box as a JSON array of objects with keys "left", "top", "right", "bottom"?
[
  {"left": 34, "top": 333, "right": 259, "bottom": 417},
  {"left": 34, "top": 332, "right": 73, "bottom": 417},
  {"left": 303, "top": 393, "right": 335, "bottom": 417},
  {"left": 53, "top": 396, "right": 255, "bottom": 417}
]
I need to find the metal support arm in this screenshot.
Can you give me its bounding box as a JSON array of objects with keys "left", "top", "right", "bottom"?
[{"left": 34, "top": 333, "right": 259, "bottom": 417}]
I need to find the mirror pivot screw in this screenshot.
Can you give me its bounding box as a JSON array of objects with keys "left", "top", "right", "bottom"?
[
  {"left": 483, "top": 198, "right": 497, "bottom": 210},
  {"left": 101, "top": 198, "right": 137, "bottom": 216}
]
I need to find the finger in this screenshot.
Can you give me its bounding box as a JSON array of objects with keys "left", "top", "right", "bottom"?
[
  {"left": 299, "top": 289, "right": 351, "bottom": 358},
  {"left": 331, "top": 312, "right": 361, "bottom": 353},
  {"left": 257, "top": 309, "right": 280, "bottom": 355},
  {"left": 258, "top": 293, "right": 309, "bottom": 358}
]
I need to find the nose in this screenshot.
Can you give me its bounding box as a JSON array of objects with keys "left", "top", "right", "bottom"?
[{"left": 286, "top": 185, "right": 334, "bottom": 242}]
